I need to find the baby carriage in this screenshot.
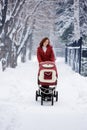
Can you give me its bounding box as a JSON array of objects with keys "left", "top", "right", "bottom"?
[{"left": 36, "top": 61, "right": 58, "bottom": 105}]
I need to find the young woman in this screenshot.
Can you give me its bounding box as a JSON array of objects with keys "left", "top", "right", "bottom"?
[
  {"left": 37, "top": 37, "right": 55, "bottom": 63},
  {"left": 37, "top": 37, "right": 56, "bottom": 100}
]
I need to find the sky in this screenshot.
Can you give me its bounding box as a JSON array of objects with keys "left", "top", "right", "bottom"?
[{"left": 0, "top": 57, "right": 87, "bottom": 130}]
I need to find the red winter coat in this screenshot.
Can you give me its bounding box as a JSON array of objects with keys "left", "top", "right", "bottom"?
[{"left": 37, "top": 45, "right": 55, "bottom": 63}]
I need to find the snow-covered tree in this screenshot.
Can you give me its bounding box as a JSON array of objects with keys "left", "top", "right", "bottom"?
[{"left": 0, "top": 0, "right": 25, "bottom": 68}]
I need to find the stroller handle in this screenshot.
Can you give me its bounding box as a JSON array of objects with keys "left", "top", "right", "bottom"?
[{"left": 39, "top": 61, "right": 55, "bottom": 65}]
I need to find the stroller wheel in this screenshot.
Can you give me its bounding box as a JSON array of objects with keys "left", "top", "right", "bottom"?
[
  {"left": 54, "top": 90, "right": 56, "bottom": 97},
  {"left": 51, "top": 94, "right": 54, "bottom": 105},
  {"left": 38, "top": 89, "right": 40, "bottom": 95},
  {"left": 41, "top": 96, "right": 43, "bottom": 105},
  {"left": 36, "top": 91, "right": 38, "bottom": 101},
  {"left": 55, "top": 91, "right": 58, "bottom": 101}
]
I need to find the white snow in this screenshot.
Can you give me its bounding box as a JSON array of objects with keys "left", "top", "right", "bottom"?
[{"left": 0, "top": 57, "right": 87, "bottom": 130}]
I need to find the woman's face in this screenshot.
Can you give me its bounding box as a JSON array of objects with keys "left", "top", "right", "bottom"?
[{"left": 43, "top": 39, "right": 49, "bottom": 47}]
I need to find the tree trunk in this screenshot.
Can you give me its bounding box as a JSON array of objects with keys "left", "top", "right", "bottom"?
[
  {"left": 28, "top": 33, "right": 33, "bottom": 60},
  {"left": 74, "top": 0, "right": 80, "bottom": 41},
  {"left": 21, "top": 46, "right": 26, "bottom": 63},
  {"left": 10, "top": 46, "right": 18, "bottom": 68},
  {"left": 0, "top": 0, "right": 8, "bottom": 33}
]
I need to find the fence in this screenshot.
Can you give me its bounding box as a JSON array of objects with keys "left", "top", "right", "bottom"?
[
  {"left": 81, "top": 47, "right": 87, "bottom": 76},
  {"left": 54, "top": 48, "right": 65, "bottom": 57},
  {"left": 65, "top": 40, "right": 87, "bottom": 76}
]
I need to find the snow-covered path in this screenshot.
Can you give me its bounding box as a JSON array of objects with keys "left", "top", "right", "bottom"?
[{"left": 0, "top": 57, "right": 87, "bottom": 130}]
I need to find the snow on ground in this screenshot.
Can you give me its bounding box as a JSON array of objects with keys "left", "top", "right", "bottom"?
[{"left": 0, "top": 57, "right": 87, "bottom": 130}]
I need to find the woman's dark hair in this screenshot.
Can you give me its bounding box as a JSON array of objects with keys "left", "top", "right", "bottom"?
[{"left": 39, "top": 37, "right": 50, "bottom": 47}]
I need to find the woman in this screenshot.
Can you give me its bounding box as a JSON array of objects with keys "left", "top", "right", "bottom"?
[
  {"left": 37, "top": 37, "right": 55, "bottom": 100},
  {"left": 37, "top": 37, "right": 55, "bottom": 63}
]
